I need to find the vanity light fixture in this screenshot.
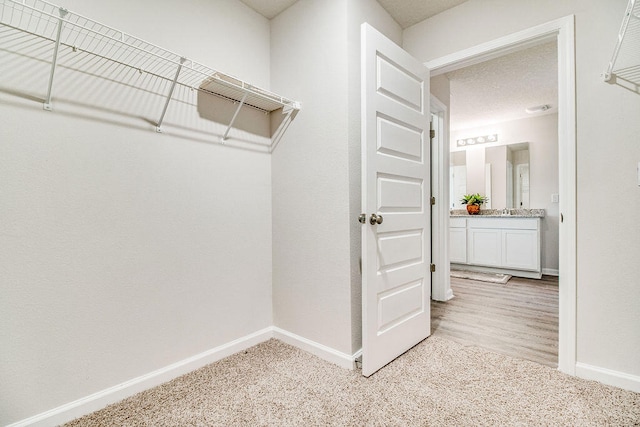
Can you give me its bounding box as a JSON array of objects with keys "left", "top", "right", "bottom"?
[{"left": 457, "top": 133, "right": 498, "bottom": 147}]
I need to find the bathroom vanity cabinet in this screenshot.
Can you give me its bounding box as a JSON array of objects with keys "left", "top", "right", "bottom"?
[{"left": 450, "top": 216, "right": 542, "bottom": 279}]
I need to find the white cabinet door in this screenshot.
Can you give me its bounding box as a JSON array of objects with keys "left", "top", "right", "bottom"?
[
  {"left": 468, "top": 228, "right": 502, "bottom": 267},
  {"left": 458, "top": 217, "right": 541, "bottom": 277},
  {"left": 450, "top": 228, "right": 467, "bottom": 263},
  {"left": 502, "top": 229, "right": 539, "bottom": 270}
]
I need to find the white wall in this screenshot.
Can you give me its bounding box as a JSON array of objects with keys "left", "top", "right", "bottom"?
[
  {"left": 431, "top": 74, "right": 451, "bottom": 109},
  {"left": 270, "top": 0, "right": 353, "bottom": 355},
  {"left": 404, "top": 0, "right": 640, "bottom": 382},
  {"left": 0, "top": 0, "right": 273, "bottom": 424},
  {"left": 270, "top": 0, "right": 400, "bottom": 357},
  {"left": 451, "top": 114, "right": 560, "bottom": 272}
]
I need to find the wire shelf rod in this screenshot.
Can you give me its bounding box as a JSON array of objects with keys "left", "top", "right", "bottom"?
[
  {"left": 43, "top": 6, "right": 66, "bottom": 110},
  {"left": 4, "top": 2, "right": 194, "bottom": 73},
  {"left": 156, "top": 57, "right": 186, "bottom": 132},
  {"left": 221, "top": 92, "right": 248, "bottom": 142},
  {"left": 3, "top": 20, "right": 291, "bottom": 114},
  {"left": 1, "top": 0, "right": 301, "bottom": 148}
]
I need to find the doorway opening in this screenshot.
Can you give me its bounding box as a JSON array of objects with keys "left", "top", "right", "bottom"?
[{"left": 427, "top": 16, "right": 576, "bottom": 374}]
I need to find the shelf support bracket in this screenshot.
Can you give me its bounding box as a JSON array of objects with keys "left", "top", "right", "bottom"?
[
  {"left": 221, "top": 92, "right": 248, "bottom": 143},
  {"left": 156, "top": 57, "right": 186, "bottom": 132},
  {"left": 270, "top": 103, "right": 300, "bottom": 153},
  {"left": 43, "top": 7, "right": 69, "bottom": 111}
]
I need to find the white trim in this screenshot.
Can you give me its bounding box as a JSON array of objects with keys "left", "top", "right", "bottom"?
[
  {"left": 272, "top": 327, "right": 359, "bottom": 370},
  {"left": 542, "top": 268, "right": 559, "bottom": 276},
  {"left": 555, "top": 15, "right": 577, "bottom": 377},
  {"left": 8, "top": 326, "right": 360, "bottom": 427},
  {"left": 424, "top": 16, "right": 577, "bottom": 376},
  {"left": 430, "top": 95, "right": 453, "bottom": 302},
  {"left": 576, "top": 362, "right": 640, "bottom": 393},
  {"left": 425, "top": 17, "right": 568, "bottom": 75},
  {"left": 8, "top": 328, "right": 273, "bottom": 427}
]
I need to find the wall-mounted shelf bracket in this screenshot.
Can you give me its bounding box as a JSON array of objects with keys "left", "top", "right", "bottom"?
[
  {"left": 43, "top": 6, "right": 68, "bottom": 111},
  {"left": 270, "top": 102, "right": 300, "bottom": 153},
  {"left": 156, "top": 57, "right": 186, "bottom": 132},
  {"left": 221, "top": 92, "right": 248, "bottom": 143}
]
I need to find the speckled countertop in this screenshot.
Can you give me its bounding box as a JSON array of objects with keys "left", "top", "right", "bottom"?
[{"left": 450, "top": 209, "right": 545, "bottom": 218}]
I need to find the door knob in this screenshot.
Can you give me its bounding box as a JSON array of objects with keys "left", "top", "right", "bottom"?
[
  {"left": 358, "top": 213, "right": 367, "bottom": 224},
  {"left": 370, "top": 213, "right": 383, "bottom": 225}
]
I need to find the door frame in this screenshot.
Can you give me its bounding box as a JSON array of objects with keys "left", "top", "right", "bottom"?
[
  {"left": 430, "top": 95, "right": 453, "bottom": 302},
  {"left": 425, "top": 16, "right": 577, "bottom": 375}
]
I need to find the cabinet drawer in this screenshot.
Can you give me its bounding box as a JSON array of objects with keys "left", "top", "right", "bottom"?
[
  {"left": 450, "top": 217, "right": 466, "bottom": 228},
  {"left": 468, "top": 218, "right": 538, "bottom": 230}
]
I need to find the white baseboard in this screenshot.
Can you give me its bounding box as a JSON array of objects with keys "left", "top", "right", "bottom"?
[
  {"left": 575, "top": 362, "right": 640, "bottom": 393},
  {"left": 9, "top": 326, "right": 359, "bottom": 427},
  {"left": 542, "top": 268, "right": 559, "bottom": 276},
  {"left": 8, "top": 327, "right": 273, "bottom": 427},
  {"left": 272, "top": 327, "right": 359, "bottom": 370}
]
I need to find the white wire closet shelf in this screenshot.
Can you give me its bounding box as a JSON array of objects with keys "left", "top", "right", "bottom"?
[
  {"left": 603, "top": 0, "right": 640, "bottom": 86},
  {"left": 0, "top": 0, "right": 301, "bottom": 150}
]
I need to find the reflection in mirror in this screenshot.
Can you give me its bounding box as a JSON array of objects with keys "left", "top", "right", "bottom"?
[
  {"left": 508, "top": 143, "right": 529, "bottom": 208},
  {"left": 450, "top": 151, "right": 467, "bottom": 209},
  {"left": 450, "top": 142, "right": 529, "bottom": 209}
]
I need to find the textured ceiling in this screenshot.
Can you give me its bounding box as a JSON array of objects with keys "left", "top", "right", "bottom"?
[
  {"left": 446, "top": 41, "right": 558, "bottom": 131},
  {"left": 377, "top": 0, "right": 469, "bottom": 28}
]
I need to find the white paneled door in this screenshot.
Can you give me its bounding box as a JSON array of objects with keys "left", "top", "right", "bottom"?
[{"left": 361, "top": 23, "right": 431, "bottom": 377}]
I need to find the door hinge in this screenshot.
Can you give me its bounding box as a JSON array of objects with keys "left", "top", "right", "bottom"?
[
  {"left": 430, "top": 196, "right": 436, "bottom": 206},
  {"left": 430, "top": 129, "right": 435, "bottom": 139},
  {"left": 430, "top": 263, "right": 436, "bottom": 273}
]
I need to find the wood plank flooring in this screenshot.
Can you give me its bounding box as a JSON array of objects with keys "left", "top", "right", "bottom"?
[{"left": 431, "top": 275, "right": 559, "bottom": 367}]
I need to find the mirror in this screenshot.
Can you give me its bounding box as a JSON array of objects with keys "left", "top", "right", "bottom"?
[
  {"left": 450, "top": 142, "right": 529, "bottom": 209},
  {"left": 450, "top": 151, "right": 467, "bottom": 209}
]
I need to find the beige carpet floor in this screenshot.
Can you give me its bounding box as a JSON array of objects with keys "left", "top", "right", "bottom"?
[{"left": 64, "top": 337, "right": 640, "bottom": 426}]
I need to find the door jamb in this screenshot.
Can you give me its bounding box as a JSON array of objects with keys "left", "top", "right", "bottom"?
[
  {"left": 430, "top": 95, "right": 453, "bottom": 302},
  {"left": 424, "top": 15, "right": 577, "bottom": 375}
]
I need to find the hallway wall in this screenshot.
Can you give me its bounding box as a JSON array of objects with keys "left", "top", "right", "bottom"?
[{"left": 404, "top": 0, "right": 640, "bottom": 388}]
